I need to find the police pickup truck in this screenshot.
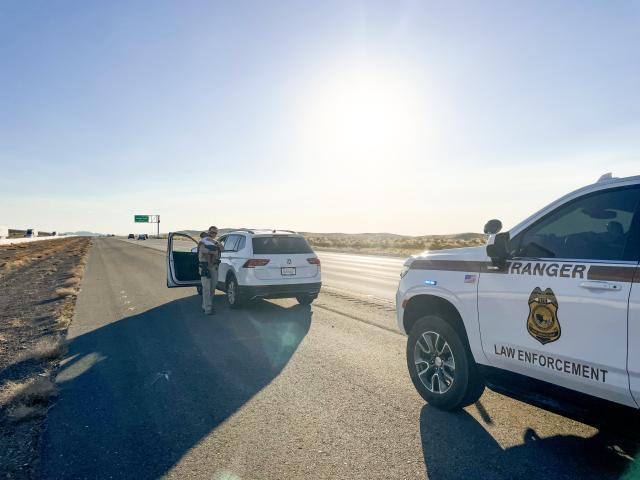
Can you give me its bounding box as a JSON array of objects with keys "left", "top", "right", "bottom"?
[{"left": 397, "top": 174, "right": 640, "bottom": 430}]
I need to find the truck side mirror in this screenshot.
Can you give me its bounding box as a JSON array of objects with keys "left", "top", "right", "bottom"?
[
  {"left": 486, "top": 232, "right": 510, "bottom": 269},
  {"left": 484, "top": 219, "right": 502, "bottom": 234}
]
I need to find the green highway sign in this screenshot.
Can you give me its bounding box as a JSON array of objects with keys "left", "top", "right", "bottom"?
[{"left": 134, "top": 215, "right": 150, "bottom": 223}]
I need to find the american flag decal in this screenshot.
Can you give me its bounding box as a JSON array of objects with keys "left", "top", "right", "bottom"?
[{"left": 464, "top": 274, "right": 477, "bottom": 283}]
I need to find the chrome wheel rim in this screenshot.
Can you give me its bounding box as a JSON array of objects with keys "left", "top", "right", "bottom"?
[
  {"left": 414, "top": 330, "right": 456, "bottom": 394},
  {"left": 228, "top": 281, "right": 236, "bottom": 304}
]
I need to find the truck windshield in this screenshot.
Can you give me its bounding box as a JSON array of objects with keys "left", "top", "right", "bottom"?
[{"left": 252, "top": 236, "right": 313, "bottom": 254}]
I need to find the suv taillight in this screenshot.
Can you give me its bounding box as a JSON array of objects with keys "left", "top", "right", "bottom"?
[
  {"left": 243, "top": 259, "right": 270, "bottom": 268},
  {"left": 307, "top": 257, "right": 320, "bottom": 265}
]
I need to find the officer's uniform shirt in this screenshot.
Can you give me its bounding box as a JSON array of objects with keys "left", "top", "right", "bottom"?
[{"left": 198, "top": 237, "right": 220, "bottom": 268}]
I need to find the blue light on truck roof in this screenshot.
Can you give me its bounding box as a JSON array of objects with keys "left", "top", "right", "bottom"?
[{"left": 424, "top": 280, "right": 437, "bottom": 286}]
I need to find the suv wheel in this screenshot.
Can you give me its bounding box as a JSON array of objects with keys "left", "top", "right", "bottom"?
[
  {"left": 407, "top": 315, "right": 484, "bottom": 410},
  {"left": 226, "top": 275, "right": 244, "bottom": 309},
  {"left": 296, "top": 295, "right": 316, "bottom": 305}
]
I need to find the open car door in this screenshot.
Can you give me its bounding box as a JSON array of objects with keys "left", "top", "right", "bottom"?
[{"left": 166, "top": 232, "right": 200, "bottom": 287}]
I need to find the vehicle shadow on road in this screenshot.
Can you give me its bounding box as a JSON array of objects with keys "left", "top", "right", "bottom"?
[
  {"left": 37, "top": 295, "right": 312, "bottom": 479},
  {"left": 420, "top": 404, "right": 638, "bottom": 480}
]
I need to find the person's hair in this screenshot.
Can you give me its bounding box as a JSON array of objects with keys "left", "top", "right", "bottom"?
[
  {"left": 208, "top": 226, "right": 218, "bottom": 231},
  {"left": 200, "top": 232, "right": 207, "bottom": 238}
]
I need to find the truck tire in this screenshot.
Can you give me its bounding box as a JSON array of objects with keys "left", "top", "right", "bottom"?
[
  {"left": 407, "top": 315, "right": 485, "bottom": 410},
  {"left": 226, "top": 275, "right": 244, "bottom": 309}
]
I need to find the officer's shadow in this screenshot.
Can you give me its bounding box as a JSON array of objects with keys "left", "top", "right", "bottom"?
[{"left": 420, "top": 403, "right": 639, "bottom": 480}]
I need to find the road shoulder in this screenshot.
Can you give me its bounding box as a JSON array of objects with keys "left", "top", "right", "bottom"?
[{"left": 0, "top": 238, "right": 91, "bottom": 479}]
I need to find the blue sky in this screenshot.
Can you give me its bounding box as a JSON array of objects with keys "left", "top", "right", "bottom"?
[{"left": 1, "top": 1, "right": 639, "bottom": 235}]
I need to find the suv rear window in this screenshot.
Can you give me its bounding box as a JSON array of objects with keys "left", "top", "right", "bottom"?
[{"left": 252, "top": 236, "right": 313, "bottom": 254}]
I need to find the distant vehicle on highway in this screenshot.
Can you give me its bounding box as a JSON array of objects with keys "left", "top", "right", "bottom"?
[
  {"left": 24, "top": 229, "right": 38, "bottom": 238},
  {"left": 51, "top": 231, "right": 57, "bottom": 236},
  {"left": 167, "top": 229, "right": 322, "bottom": 307},
  {"left": 137, "top": 234, "right": 148, "bottom": 240},
  {"left": 128, "top": 233, "right": 135, "bottom": 239},
  {"left": 396, "top": 173, "right": 640, "bottom": 433}
]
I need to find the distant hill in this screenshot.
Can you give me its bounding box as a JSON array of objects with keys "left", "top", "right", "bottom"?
[
  {"left": 160, "top": 228, "right": 236, "bottom": 238},
  {"left": 64, "top": 231, "right": 105, "bottom": 237},
  {"left": 164, "top": 228, "right": 486, "bottom": 257},
  {"left": 301, "top": 231, "right": 486, "bottom": 257}
]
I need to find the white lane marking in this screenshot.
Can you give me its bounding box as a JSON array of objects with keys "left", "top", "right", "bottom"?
[
  {"left": 322, "top": 270, "right": 399, "bottom": 287},
  {"left": 318, "top": 252, "right": 406, "bottom": 265}
]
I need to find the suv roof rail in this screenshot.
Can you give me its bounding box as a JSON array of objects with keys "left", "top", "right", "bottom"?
[
  {"left": 278, "top": 229, "right": 297, "bottom": 234},
  {"left": 232, "top": 228, "right": 255, "bottom": 234},
  {"left": 597, "top": 172, "right": 614, "bottom": 182}
]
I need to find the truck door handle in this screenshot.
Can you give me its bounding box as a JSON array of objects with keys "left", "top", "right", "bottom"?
[{"left": 579, "top": 281, "right": 621, "bottom": 291}]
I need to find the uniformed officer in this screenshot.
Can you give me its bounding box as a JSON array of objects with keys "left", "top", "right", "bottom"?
[{"left": 197, "top": 226, "right": 221, "bottom": 315}]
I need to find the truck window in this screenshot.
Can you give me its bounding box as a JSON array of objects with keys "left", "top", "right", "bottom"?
[{"left": 512, "top": 186, "right": 640, "bottom": 261}]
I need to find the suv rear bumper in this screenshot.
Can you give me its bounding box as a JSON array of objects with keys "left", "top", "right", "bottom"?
[{"left": 242, "top": 282, "right": 322, "bottom": 300}]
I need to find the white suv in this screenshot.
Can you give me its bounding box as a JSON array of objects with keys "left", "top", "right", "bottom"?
[{"left": 166, "top": 229, "right": 322, "bottom": 307}]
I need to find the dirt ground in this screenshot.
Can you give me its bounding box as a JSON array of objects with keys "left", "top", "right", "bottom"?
[{"left": 0, "top": 238, "right": 91, "bottom": 479}]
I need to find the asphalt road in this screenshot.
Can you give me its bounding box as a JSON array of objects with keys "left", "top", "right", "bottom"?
[
  {"left": 118, "top": 237, "right": 404, "bottom": 301},
  {"left": 37, "top": 238, "right": 638, "bottom": 479}
]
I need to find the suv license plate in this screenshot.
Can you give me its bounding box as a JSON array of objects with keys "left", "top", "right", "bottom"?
[{"left": 281, "top": 267, "right": 296, "bottom": 276}]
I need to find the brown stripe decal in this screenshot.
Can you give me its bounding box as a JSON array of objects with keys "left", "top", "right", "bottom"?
[
  {"left": 410, "top": 259, "right": 489, "bottom": 272},
  {"left": 587, "top": 265, "right": 637, "bottom": 283},
  {"left": 411, "top": 259, "right": 639, "bottom": 283}
]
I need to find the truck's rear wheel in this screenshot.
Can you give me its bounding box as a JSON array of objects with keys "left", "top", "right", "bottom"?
[{"left": 407, "top": 315, "right": 484, "bottom": 410}]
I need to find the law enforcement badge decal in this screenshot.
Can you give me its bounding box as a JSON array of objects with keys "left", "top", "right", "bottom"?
[{"left": 527, "top": 287, "right": 561, "bottom": 345}]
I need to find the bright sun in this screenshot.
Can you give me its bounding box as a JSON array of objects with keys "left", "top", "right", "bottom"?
[{"left": 300, "top": 63, "right": 426, "bottom": 170}]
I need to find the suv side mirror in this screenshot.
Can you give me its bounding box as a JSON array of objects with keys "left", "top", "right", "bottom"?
[
  {"left": 484, "top": 219, "right": 503, "bottom": 234},
  {"left": 486, "top": 232, "right": 510, "bottom": 269}
]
